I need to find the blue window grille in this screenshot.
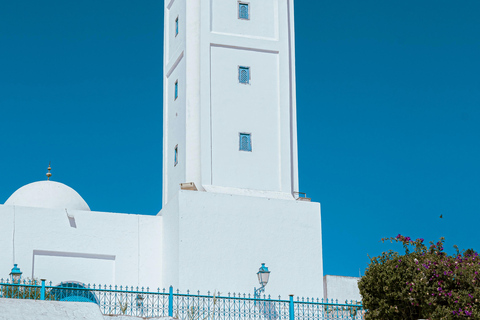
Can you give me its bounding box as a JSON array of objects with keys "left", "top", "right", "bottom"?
[
  {"left": 239, "top": 133, "right": 252, "bottom": 152},
  {"left": 238, "top": 3, "right": 249, "bottom": 20},
  {"left": 238, "top": 66, "right": 250, "bottom": 84},
  {"left": 174, "top": 81, "right": 178, "bottom": 100},
  {"left": 175, "top": 17, "right": 179, "bottom": 36},
  {"left": 174, "top": 145, "right": 178, "bottom": 166}
]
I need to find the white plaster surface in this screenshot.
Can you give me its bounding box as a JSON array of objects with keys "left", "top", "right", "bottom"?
[
  {"left": 0, "top": 204, "right": 162, "bottom": 288},
  {"left": 323, "top": 275, "right": 362, "bottom": 303},
  {"left": 161, "top": 190, "right": 323, "bottom": 298},
  {"left": 0, "top": 298, "right": 103, "bottom": 320}
]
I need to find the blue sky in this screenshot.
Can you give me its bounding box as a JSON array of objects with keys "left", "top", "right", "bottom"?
[{"left": 1, "top": 1, "right": 479, "bottom": 279}]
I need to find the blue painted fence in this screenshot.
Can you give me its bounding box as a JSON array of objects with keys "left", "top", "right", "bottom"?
[{"left": 0, "top": 279, "right": 364, "bottom": 320}]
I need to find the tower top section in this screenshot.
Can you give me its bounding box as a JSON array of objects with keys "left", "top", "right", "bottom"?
[{"left": 163, "top": 0, "right": 299, "bottom": 206}]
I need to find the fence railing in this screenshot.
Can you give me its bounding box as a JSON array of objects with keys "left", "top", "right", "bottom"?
[{"left": 0, "top": 279, "right": 364, "bottom": 320}]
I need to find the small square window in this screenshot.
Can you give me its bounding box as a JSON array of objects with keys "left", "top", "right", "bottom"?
[
  {"left": 239, "top": 133, "right": 252, "bottom": 152},
  {"left": 238, "top": 3, "right": 249, "bottom": 20},
  {"left": 238, "top": 66, "right": 250, "bottom": 84},
  {"left": 174, "top": 145, "right": 178, "bottom": 166},
  {"left": 174, "top": 80, "right": 178, "bottom": 100},
  {"left": 175, "top": 17, "right": 179, "bottom": 36}
]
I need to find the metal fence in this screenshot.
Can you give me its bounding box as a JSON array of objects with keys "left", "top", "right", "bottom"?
[{"left": 0, "top": 279, "right": 364, "bottom": 320}]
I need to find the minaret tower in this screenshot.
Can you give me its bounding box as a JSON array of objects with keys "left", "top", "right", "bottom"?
[
  {"left": 161, "top": 0, "right": 323, "bottom": 298},
  {"left": 163, "top": 0, "right": 299, "bottom": 206}
]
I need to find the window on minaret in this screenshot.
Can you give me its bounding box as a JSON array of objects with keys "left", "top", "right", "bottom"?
[
  {"left": 175, "top": 17, "right": 179, "bottom": 36},
  {"left": 174, "top": 145, "right": 178, "bottom": 166},
  {"left": 238, "top": 3, "right": 249, "bottom": 20},
  {"left": 239, "top": 133, "right": 252, "bottom": 152},
  {"left": 174, "top": 80, "right": 178, "bottom": 100},
  {"left": 238, "top": 66, "right": 250, "bottom": 84}
]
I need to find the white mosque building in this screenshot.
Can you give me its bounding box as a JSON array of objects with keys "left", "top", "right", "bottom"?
[{"left": 0, "top": 0, "right": 338, "bottom": 300}]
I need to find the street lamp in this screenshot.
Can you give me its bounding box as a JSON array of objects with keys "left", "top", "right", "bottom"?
[
  {"left": 254, "top": 263, "right": 270, "bottom": 298},
  {"left": 10, "top": 264, "right": 22, "bottom": 283}
]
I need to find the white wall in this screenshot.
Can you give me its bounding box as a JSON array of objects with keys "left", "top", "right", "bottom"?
[
  {"left": 323, "top": 275, "right": 362, "bottom": 303},
  {"left": 211, "top": 0, "right": 279, "bottom": 40},
  {"left": 210, "top": 46, "right": 281, "bottom": 191},
  {"left": 163, "top": 0, "right": 187, "bottom": 206},
  {"left": 0, "top": 204, "right": 162, "bottom": 288},
  {"left": 160, "top": 190, "right": 323, "bottom": 298}
]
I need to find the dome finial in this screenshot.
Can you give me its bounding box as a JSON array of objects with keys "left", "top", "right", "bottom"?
[{"left": 46, "top": 162, "right": 52, "bottom": 180}]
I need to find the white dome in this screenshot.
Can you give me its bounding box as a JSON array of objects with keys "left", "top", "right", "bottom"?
[{"left": 4, "top": 181, "right": 90, "bottom": 211}]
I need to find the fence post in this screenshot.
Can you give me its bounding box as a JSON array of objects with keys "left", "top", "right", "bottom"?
[
  {"left": 289, "top": 295, "right": 294, "bottom": 320},
  {"left": 40, "top": 279, "right": 46, "bottom": 300},
  {"left": 168, "top": 286, "right": 173, "bottom": 317}
]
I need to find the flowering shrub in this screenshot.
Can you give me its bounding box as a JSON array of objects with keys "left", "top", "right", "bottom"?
[{"left": 358, "top": 235, "right": 480, "bottom": 319}]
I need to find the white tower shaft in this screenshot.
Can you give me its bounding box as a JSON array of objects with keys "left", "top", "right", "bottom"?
[{"left": 163, "top": 0, "right": 299, "bottom": 206}]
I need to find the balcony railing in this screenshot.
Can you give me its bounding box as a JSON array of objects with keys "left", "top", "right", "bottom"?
[{"left": 0, "top": 279, "right": 364, "bottom": 320}]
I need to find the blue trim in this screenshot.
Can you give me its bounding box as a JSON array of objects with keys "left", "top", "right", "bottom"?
[
  {"left": 239, "top": 133, "right": 252, "bottom": 151},
  {"left": 239, "top": 3, "right": 249, "bottom": 19},
  {"left": 289, "top": 295, "right": 294, "bottom": 320},
  {"left": 41, "top": 280, "right": 46, "bottom": 300},
  {"left": 239, "top": 66, "right": 250, "bottom": 84},
  {"left": 168, "top": 286, "right": 173, "bottom": 316},
  {"left": 174, "top": 145, "right": 178, "bottom": 166}
]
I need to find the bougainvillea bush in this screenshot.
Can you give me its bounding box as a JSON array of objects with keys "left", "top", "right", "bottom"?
[{"left": 358, "top": 235, "right": 480, "bottom": 319}]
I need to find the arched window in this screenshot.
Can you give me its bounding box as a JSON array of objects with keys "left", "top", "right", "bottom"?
[
  {"left": 51, "top": 281, "right": 99, "bottom": 304},
  {"left": 239, "top": 133, "right": 252, "bottom": 152},
  {"left": 238, "top": 3, "right": 249, "bottom": 20},
  {"left": 239, "top": 66, "right": 250, "bottom": 84}
]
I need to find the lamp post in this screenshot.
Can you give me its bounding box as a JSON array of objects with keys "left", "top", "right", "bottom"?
[
  {"left": 254, "top": 263, "right": 270, "bottom": 298},
  {"left": 9, "top": 264, "right": 22, "bottom": 283}
]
